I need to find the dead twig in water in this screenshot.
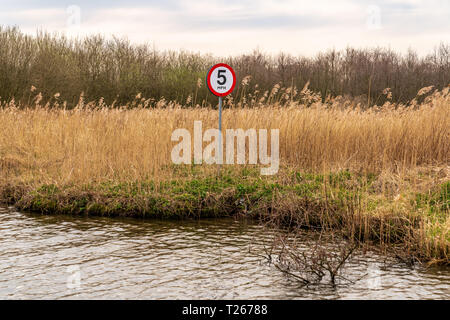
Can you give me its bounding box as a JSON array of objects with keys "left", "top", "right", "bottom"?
[{"left": 265, "top": 232, "right": 359, "bottom": 287}]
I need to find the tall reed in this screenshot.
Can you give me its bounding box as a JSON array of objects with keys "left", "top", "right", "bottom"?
[{"left": 0, "top": 87, "right": 448, "bottom": 186}]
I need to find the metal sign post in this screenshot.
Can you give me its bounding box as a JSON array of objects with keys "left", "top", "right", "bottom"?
[
  {"left": 218, "top": 96, "right": 223, "bottom": 175},
  {"left": 206, "top": 63, "right": 236, "bottom": 175}
]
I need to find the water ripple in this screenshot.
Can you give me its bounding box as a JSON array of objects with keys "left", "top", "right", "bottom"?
[{"left": 0, "top": 207, "right": 448, "bottom": 299}]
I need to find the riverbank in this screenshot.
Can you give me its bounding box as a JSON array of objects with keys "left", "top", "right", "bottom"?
[
  {"left": 1, "top": 166, "right": 448, "bottom": 265},
  {"left": 0, "top": 88, "right": 448, "bottom": 265}
]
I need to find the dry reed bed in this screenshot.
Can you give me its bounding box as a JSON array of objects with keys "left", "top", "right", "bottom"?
[{"left": 0, "top": 89, "right": 448, "bottom": 183}]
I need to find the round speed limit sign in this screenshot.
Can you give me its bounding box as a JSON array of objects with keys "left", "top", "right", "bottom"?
[{"left": 206, "top": 63, "right": 236, "bottom": 97}]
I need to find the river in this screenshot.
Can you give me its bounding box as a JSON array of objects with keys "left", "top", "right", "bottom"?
[{"left": 0, "top": 206, "right": 448, "bottom": 299}]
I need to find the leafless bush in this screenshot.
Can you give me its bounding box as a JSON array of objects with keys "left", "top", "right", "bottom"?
[
  {"left": 0, "top": 26, "right": 448, "bottom": 107},
  {"left": 264, "top": 232, "right": 359, "bottom": 287}
]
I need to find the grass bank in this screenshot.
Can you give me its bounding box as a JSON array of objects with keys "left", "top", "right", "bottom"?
[{"left": 1, "top": 166, "right": 448, "bottom": 265}]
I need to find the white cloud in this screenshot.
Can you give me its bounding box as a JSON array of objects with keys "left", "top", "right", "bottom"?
[
  {"left": 254, "top": 0, "right": 362, "bottom": 16},
  {"left": 2, "top": 1, "right": 449, "bottom": 56}
]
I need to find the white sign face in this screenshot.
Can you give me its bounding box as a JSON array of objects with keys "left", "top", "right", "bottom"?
[{"left": 206, "top": 63, "right": 236, "bottom": 97}]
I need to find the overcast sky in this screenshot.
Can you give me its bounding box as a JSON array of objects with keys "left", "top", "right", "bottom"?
[{"left": 1, "top": 0, "right": 449, "bottom": 56}]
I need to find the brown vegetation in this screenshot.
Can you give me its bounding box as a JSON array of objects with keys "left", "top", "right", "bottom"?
[
  {"left": 0, "top": 85, "right": 448, "bottom": 264},
  {"left": 0, "top": 26, "right": 449, "bottom": 107}
]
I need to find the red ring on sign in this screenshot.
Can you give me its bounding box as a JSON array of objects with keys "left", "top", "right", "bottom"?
[{"left": 206, "top": 63, "right": 236, "bottom": 97}]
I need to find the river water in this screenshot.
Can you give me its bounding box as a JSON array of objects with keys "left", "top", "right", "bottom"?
[{"left": 0, "top": 206, "right": 448, "bottom": 299}]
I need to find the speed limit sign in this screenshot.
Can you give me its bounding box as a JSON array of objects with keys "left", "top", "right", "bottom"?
[
  {"left": 206, "top": 63, "right": 236, "bottom": 97},
  {"left": 206, "top": 63, "right": 236, "bottom": 175}
]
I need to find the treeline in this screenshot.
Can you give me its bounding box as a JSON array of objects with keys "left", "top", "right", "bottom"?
[{"left": 0, "top": 26, "right": 449, "bottom": 107}]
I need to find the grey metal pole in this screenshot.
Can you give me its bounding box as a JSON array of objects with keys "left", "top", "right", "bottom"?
[{"left": 218, "top": 97, "right": 223, "bottom": 175}]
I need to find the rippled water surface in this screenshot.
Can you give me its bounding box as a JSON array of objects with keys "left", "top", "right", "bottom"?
[{"left": 0, "top": 207, "right": 449, "bottom": 299}]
